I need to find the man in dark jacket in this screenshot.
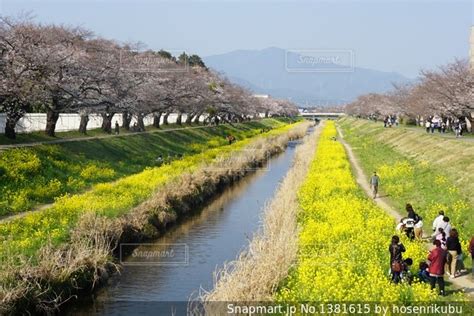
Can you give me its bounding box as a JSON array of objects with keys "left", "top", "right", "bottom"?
[{"left": 428, "top": 240, "right": 447, "bottom": 295}]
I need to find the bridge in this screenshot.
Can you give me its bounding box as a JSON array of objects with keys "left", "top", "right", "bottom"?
[{"left": 300, "top": 112, "right": 346, "bottom": 120}]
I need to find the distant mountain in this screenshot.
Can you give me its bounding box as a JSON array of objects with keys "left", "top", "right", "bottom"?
[{"left": 203, "top": 47, "right": 411, "bottom": 106}]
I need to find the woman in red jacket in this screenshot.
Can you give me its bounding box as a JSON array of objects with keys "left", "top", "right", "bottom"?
[{"left": 428, "top": 239, "right": 447, "bottom": 296}]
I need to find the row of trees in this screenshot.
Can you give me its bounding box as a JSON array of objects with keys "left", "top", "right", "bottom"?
[
  {"left": 345, "top": 59, "right": 474, "bottom": 129},
  {"left": 0, "top": 16, "right": 298, "bottom": 139}
]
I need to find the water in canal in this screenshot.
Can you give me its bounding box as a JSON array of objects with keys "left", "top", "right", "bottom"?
[{"left": 68, "top": 140, "right": 303, "bottom": 316}]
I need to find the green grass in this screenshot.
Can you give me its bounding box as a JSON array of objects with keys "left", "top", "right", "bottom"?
[
  {"left": 0, "top": 122, "right": 301, "bottom": 262},
  {"left": 0, "top": 121, "right": 206, "bottom": 145},
  {"left": 338, "top": 117, "right": 474, "bottom": 244},
  {"left": 402, "top": 124, "right": 474, "bottom": 140},
  {"left": 0, "top": 118, "right": 294, "bottom": 216}
]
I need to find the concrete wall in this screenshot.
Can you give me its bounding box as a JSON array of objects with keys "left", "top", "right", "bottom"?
[{"left": 0, "top": 113, "right": 200, "bottom": 134}]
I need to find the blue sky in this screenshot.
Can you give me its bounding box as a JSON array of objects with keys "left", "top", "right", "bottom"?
[{"left": 1, "top": 0, "right": 472, "bottom": 78}]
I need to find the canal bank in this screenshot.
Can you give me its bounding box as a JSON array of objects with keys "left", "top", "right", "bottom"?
[
  {"left": 67, "top": 136, "right": 305, "bottom": 315},
  {"left": 51, "top": 122, "right": 313, "bottom": 315}
]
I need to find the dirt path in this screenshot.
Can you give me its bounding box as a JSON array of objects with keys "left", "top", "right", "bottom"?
[
  {"left": 336, "top": 125, "right": 474, "bottom": 297},
  {"left": 0, "top": 202, "right": 55, "bottom": 224}
]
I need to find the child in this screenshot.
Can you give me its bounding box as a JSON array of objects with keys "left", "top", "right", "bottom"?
[{"left": 417, "top": 261, "right": 430, "bottom": 283}]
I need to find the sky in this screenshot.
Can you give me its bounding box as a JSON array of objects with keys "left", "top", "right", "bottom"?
[{"left": 1, "top": 0, "right": 472, "bottom": 78}]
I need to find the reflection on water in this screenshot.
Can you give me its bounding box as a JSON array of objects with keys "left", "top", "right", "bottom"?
[{"left": 68, "top": 141, "right": 301, "bottom": 316}]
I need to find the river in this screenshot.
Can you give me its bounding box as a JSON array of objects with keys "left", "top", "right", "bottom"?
[{"left": 68, "top": 139, "right": 303, "bottom": 316}]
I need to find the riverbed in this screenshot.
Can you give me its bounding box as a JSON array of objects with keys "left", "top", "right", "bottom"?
[{"left": 68, "top": 139, "right": 303, "bottom": 316}]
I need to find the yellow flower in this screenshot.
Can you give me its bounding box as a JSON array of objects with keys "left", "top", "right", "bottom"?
[{"left": 276, "top": 122, "right": 440, "bottom": 304}]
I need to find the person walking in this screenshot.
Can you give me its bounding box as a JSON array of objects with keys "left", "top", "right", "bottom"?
[
  {"left": 446, "top": 229, "right": 462, "bottom": 278},
  {"left": 115, "top": 121, "right": 120, "bottom": 135},
  {"left": 428, "top": 240, "right": 447, "bottom": 296},
  {"left": 425, "top": 120, "right": 431, "bottom": 133},
  {"left": 441, "top": 122, "right": 446, "bottom": 133},
  {"left": 389, "top": 235, "right": 406, "bottom": 284},
  {"left": 370, "top": 171, "right": 380, "bottom": 199},
  {"left": 454, "top": 120, "right": 461, "bottom": 138}
]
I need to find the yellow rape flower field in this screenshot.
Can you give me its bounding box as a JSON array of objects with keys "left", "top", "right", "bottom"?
[
  {"left": 0, "top": 123, "right": 300, "bottom": 265},
  {"left": 276, "top": 122, "right": 466, "bottom": 306}
]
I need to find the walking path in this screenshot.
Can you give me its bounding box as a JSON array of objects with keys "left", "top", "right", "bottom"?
[
  {"left": 0, "top": 124, "right": 216, "bottom": 150},
  {"left": 337, "top": 125, "right": 474, "bottom": 297},
  {"left": 0, "top": 200, "right": 57, "bottom": 224}
]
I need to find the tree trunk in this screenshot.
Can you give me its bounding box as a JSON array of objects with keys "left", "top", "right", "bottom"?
[
  {"left": 193, "top": 113, "right": 202, "bottom": 124},
  {"left": 163, "top": 112, "right": 170, "bottom": 125},
  {"left": 185, "top": 113, "right": 195, "bottom": 125},
  {"left": 265, "top": 110, "right": 269, "bottom": 118},
  {"left": 465, "top": 116, "right": 473, "bottom": 133},
  {"left": 122, "top": 111, "right": 132, "bottom": 130},
  {"left": 176, "top": 112, "right": 182, "bottom": 125},
  {"left": 101, "top": 113, "right": 114, "bottom": 134},
  {"left": 4, "top": 116, "right": 18, "bottom": 139},
  {"left": 137, "top": 113, "right": 145, "bottom": 131},
  {"left": 45, "top": 109, "right": 60, "bottom": 137},
  {"left": 78, "top": 114, "right": 89, "bottom": 134},
  {"left": 153, "top": 112, "right": 162, "bottom": 128}
]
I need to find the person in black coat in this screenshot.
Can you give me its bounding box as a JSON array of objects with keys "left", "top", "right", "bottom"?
[
  {"left": 389, "top": 235, "right": 406, "bottom": 284},
  {"left": 446, "top": 229, "right": 462, "bottom": 278}
]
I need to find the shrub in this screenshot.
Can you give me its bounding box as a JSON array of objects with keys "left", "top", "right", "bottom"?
[{"left": 80, "top": 164, "right": 116, "bottom": 181}]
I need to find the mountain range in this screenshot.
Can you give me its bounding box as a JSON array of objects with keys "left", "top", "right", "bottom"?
[{"left": 203, "top": 47, "right": 411, "bottom": 107}]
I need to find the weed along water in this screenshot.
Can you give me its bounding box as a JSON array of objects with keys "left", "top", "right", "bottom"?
[{"left": 67, "top": 138, "right": 305, "bottom": 316}]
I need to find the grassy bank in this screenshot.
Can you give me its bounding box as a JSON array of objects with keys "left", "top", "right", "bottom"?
[
  {"left": 275, "top": 122, "right": 461, "bottom": 303},
  {"left": 202, "top": 122, "right": 322, "bottom": 306},
  {"left": 0, "top": 119, "right": 290, "bottom": 215},
  {"left": 338, "top": 117, "right": 473, "bottom": 243},
  {"left": 0, "top": 121, "right": 309, "bottom": 314},
  {"left": 0, "top": 121, "right": 211, "bottom": 145}
]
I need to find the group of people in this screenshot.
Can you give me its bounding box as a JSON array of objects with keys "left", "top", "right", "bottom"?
[
  {"left": 424, "top": 118, "right": 446, "bottom": 134},
  {"left": 390, "top": 205, "right": 474, "bottom": 296},
  {"left": 383, "top": 115, "right": 399, "bottom": 128},
  {"left": 423, "top": 116, "right": 467, "bottom": 138},
  {"left": 395, "top": 204, "right": 423, "bottom": 240}
]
